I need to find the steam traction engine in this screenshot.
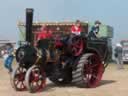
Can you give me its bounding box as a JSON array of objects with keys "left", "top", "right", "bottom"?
[{"left": 11, "top": 9, "right": 110, "bottom": 93}]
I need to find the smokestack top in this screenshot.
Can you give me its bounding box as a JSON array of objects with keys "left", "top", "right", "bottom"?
[{"left": 26, "top": 8, "right": 34, "bottom": 13}]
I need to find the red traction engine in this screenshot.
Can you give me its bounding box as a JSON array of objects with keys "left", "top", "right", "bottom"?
[{"left": 11, "top": 8, "right": 109, "bottom": 93}]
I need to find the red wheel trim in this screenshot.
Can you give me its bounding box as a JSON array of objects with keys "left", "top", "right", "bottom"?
[
  {"left": 14, "top": 80, "right": 26, "bottom": 91},
  {"left": 14, "top": 68, "right": 26, "bottom": 91},
  {"left": 72, "top": 39, "right": 84, "bottom": 56},
  {"left": 30, "top": 68, "right": 46, "bottom": 92},
  {"left": 84, "top": 54, "right": 104, "bottom": 88}
]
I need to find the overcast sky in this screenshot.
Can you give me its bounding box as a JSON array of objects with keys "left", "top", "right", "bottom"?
[{"left": 0, "top": 0, "right": 128, "bottom": 44}]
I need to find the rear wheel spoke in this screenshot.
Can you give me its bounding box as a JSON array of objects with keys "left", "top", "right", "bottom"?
[
  {"left": 90, "top": 64, "right": 99, "bottom": 68},
  {"left": 86, "top": 74, "right": 91, "bottom": 85},
  {"left": 92, "top": 74, "right": 98, "bottom": 80}
]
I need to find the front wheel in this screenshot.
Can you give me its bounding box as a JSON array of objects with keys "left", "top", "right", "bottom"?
[
  {"left": 11, "top": 66, "right": 27, "bottom": 91},
  {"left": 25, "top": 65, "right": 46, "bottom": 93}
]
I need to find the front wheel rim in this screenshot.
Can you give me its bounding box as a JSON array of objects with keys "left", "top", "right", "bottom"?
[
  {"left": 26, "top": 66, "right": 46, "bottom": 93},
  {"left": 12, "top": 66, "right": 27, "bottom": 91}
]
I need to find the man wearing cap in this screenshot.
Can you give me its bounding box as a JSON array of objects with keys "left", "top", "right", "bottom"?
[{"left": 88, "top": 20, "right": 101, "bottom": 39}]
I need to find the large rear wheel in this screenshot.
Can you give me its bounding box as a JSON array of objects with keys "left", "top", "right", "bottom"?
[
  {"left": 25, "top": 65, "right": 46, "bottom": 93},
  {"left": 72, "top": 53, "right": 104, "bottom": 88}
]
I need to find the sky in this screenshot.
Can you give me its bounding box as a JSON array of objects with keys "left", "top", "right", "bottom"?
[{"left": 0, "top": 0, "right": 128, "bottom": 45}]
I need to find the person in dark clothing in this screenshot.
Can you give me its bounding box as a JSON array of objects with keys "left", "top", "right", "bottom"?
[
  {"left": 114, "top": 43, "right": 124, "bottom": 69},
  {"left": 88, "top": 20, "right": 101, "bottom": 39}
]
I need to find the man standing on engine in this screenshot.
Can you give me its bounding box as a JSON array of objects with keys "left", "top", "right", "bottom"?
[
  {"left": 88, "top": 20, "right": 101, "bottom": 39},
  {"left": 71, "top": 20, "right": 82, "bottom": 35}
]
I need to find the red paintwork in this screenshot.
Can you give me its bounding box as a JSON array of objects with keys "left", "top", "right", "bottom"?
[
  {"left": 71, "top": 25, "right": 82, "bottom": 33},
  {"left": 54, "top": 35, "right": 63, "bottom": 48},
  {"left": 37, "top": 30, "right": 52, "bottom": 40},
  {"left": 84, "top": 54, "right": 104, "bottom": 88},
  {"left": 29, "top": 68, "right": 46, "bottom": 92},
  {"left": 70, "top": 37, "right": 84, "bottom": 56},
  {"left": 14, "top": 67, "right": 26, "bottom": 91}
]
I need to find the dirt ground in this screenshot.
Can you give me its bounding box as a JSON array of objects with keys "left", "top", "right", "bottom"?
[{"left": 0, "top": 59, "right": 128, "bottom": 96}]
